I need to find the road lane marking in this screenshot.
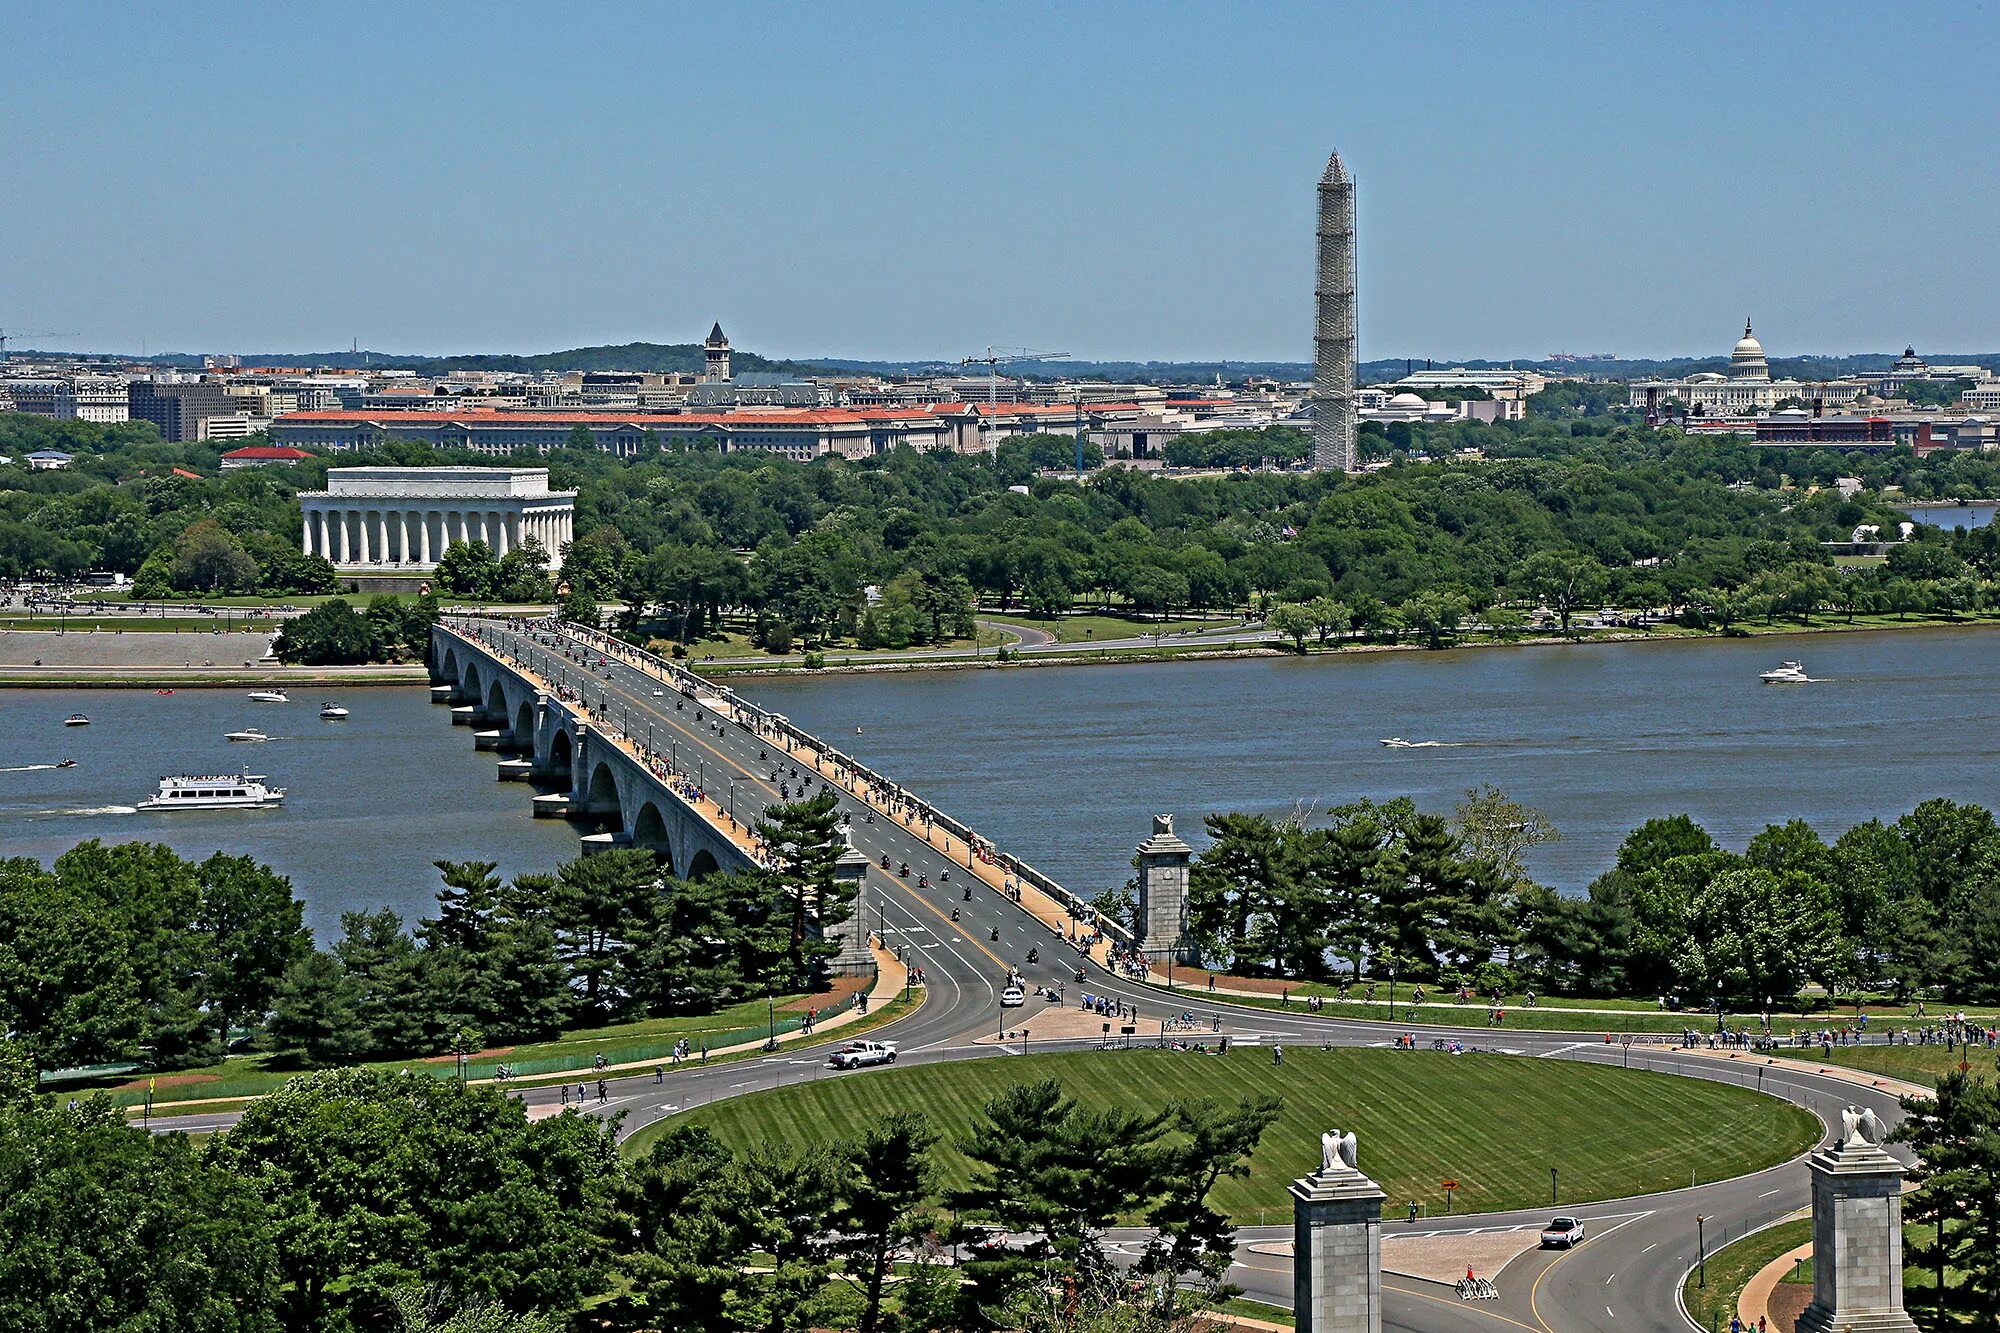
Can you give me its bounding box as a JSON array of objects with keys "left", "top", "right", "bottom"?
[
  {"left": 1758, "top": 1188, "right": 1781, "bottom": 1198},
  {"left": 1640, "top": 1242, "right": 1658, "bottom": 1254}
]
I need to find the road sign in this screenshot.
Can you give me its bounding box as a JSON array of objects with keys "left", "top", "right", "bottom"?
[{"left": 1442, "top": 1179, "right": 1459, "bottom": 1190}]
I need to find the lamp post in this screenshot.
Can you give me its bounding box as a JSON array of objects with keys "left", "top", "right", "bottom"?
[
  {"left": 1550, "top": 1167, "right": 1558, "bottom": 1206},
  {"left": 1695, "top": 1214, "right": 1710, "bottom": 1289}
]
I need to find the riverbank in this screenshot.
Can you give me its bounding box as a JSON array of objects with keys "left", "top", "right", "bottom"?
[{"left": 699, "top": 609, "right": 2000, "bottom": 679}]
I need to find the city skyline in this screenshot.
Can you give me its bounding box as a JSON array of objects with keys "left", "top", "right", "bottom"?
[{"left": 3, "top": 2, "right": 1997, "bottom": 361}]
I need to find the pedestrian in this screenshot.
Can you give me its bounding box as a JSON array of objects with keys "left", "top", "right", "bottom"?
[
  {"left": 560, "top": 1083, "right": 569, "bottom": 1105},
  {"left": 654, "top": 1065, "right": 665, "bottom": 1083},
  {"left": 597, "top": 1079, "right": 608, "bottom": 1103},
  {"left": 1730, "top": 1316, "right": 1741, "bottom": 1333},
  {"left": 578, "top": 1081, "right": 588, "bottom": 1104},
  {"left": 1273, "top": 1044, "right": 1284, "bottom": 1066}
]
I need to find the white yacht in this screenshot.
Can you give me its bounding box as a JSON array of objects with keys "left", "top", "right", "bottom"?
[
  {"left": 62, "top": 712, "right": 91, "bottom": 727},
  {"left": 1760, "top": 661, "right": 1811, "bottom": 684},
  {"left": 248, "top": 689, "right": 290, "bottom": 703},
  {"left": 318, "top": 702, "right": 350, "bottom": 719},
  {"left": 224, "top": 727, "right": 270, "bottom": 743},
  {"left": 138, "top": 773, "right": 286, "bottom": 810},
  {"left": 1380, "top": 737, "right": 1414, "bottom": 748}
]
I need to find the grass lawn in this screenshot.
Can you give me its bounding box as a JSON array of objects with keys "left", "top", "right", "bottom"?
[
  {"left": 1811, "top": 1042, "right": 2000, "bottom": 1087},
  {"left": 641, "top": 1047, "right": 1818, "bottom": 1222},
  {"left": 1162, "top": 981, "right": 2000, "bottom": 1039},
  {"left": 997, "top": 612, "right": 1240, "bottom": 644},
  {"left": 94, "top": 991, "right": 870, "bottom": 1113}
]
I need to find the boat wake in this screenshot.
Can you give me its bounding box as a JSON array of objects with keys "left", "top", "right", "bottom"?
[
  {"left": 1379, "top": 738, "right": 1467, "bottom": 750},
  {"left": 0, "top": 763, "right": 59, "bottom": 773},
  {"left": 52, "top": 804, "right": 139, "bottom": 816}
]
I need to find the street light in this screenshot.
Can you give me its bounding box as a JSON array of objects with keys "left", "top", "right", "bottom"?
[
  {"left": 1695, "top": 1214, "right": 1711, "bottom": 1289},
  {"left": 1550, "top": 1167, "right": 1558, "bottom": 1206}
]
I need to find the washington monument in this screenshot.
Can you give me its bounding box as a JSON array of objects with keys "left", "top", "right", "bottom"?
[{"left": 1312, "top": 150, "right": 1358, "bottom": 472}]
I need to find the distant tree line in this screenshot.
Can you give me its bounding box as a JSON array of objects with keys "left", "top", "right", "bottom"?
[
  {"left": 11, "top": 409, "right": 2000, "bottom": 656},
  {"left": 1183, "top": 792, "right": 2000, "bottom": 1005}
]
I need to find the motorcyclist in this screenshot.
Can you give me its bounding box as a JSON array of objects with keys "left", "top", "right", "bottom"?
[
  {"left": 918, "top": 875, "right": 929, "bottom": 888},
  {"left": 1027, "top": 947, "right": 1038, "bottom": 963},
  {"left": 963, "top": 887, "right": 972, "bottom": 901},
  {"left": 951, "top": 907, "right": 960, "bottom": 921},
  {"left": 941, "top": 870, "right": 950, "bottom": 882},
  {"left": 899, "top": 862, "right": 910, "bottom": 877}
]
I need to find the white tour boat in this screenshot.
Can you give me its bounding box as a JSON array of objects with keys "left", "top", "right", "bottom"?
[
  {"left": 1760, "top": 660, "right": 1811, "bottom": 684},
  {"left": 224, "top": 727, "right": 270, "bottom": 743},
  {"left": 63, "top": 712, "right": 91, "bottom": 726},
  {"left": 318, "top": 702, "right": 350, "bottom": 719},
  {"left": 248, "top": 689, "right": 290, "bottom": 703},
  {"left": 138, "top": 773, "right": 286, "bottom": 811}
]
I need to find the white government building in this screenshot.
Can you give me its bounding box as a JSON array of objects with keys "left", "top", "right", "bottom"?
[
  {"left": 1627, "top": 321, "right": 1867, "bottom": 416},
  {"left": 300, "top": 466, "right": 576, "bottom": 571}
]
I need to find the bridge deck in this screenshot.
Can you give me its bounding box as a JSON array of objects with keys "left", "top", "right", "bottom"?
[{"left": 445, "top": 617, "right": 1120, "bottom": 985}]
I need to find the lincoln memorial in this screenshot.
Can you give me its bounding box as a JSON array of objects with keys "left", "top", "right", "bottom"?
[{"left": 300, "top": 466, "right": 576, "bottom": 571}]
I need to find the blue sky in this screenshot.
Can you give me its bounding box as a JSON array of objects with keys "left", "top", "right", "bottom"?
[{"left": 3, "top": 1, "right": 1996, "bottom": 362}]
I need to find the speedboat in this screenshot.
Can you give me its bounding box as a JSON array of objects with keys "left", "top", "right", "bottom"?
[
  {"left": 138, "top": 773, "right": 285, "bottom": 811},
  {"left": 225, "top": 727, "right": 270, "bottom": 743},
  {"left": 63, "top": 713, "right": 91, "bottom": 727},
  {"left": 57, "top": 758, "right": 77, "bottom": 768},
  {"left": 153, "top": 688, "right": 174, "bottom": 696},
  {"left": 1760, "top": 661, "right": 1810, "bottom": 684},
  {"left": 318, "top": 702, "right": 350, "bottom": 719},
  {"left": 248, "top": 689, "right": 290, "bottom": 703},
  {"left": 1380, "top": 737, "right": 1415, "bottom": 748}
]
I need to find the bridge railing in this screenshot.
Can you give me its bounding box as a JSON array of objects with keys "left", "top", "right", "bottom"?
[{"left": 468, "top": 616, "right": 1135, "bottom": 948}]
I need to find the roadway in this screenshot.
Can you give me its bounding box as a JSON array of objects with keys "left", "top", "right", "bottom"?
[{"left": 170, "top": 615, "right": 1915, "bottom": 1333}]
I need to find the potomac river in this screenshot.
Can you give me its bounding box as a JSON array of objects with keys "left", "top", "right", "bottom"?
[{"left": 1, "top": 623, "right": 1996, "bottom": 932}]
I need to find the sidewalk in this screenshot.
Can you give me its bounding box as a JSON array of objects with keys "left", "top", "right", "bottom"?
[{"left": 1737, "top": 1234, "right": 1814, "bottom": 1332}]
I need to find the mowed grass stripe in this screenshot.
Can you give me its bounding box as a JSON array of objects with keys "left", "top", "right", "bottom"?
[{"left": 657, "top": 1048, "right": 1819, "bottom": 1220}]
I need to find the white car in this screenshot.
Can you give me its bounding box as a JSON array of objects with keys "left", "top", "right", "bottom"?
[
  {"left": 1539, "top": 1216, "right": 1585, "bottom": 1248},
  {"left": 1000, "top": 986, "right": 1025, "bottom": 1008},
  {"left": 827, "top": 1040, "right": 897, "bottom": 1070}
]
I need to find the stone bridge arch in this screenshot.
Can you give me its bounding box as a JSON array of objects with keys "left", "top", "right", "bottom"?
[
  {"left": 438, "top": 643, "right": 461, "bottom": 685},
  {"left": 461, "top": 659, "right": 485, "bottom": 707},
  {"left": 685, "top": 848, "right": 721, "bottom": 880},
  {"left": 581, "top": 759, "right": 624, "bottom": 831},
  {"left": 513, "top": 700, "right": 536, "bottom": 752},
  {"left": 485, "top": 679, "right": 508, "bottom": 724},
  {"left": 545, "top": 726, "right": 575, "bottom": 785},
  {"left": 630, "top": 801, "right": 676, "bottom": 874}
]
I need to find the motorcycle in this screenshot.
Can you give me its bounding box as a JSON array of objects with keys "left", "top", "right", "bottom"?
[
  {"left": 880, "top": 854, "right": 891, "bottom": 870},
  {"left": 1075, "top": 968, "right": 1087, "bottom": 982},
  {"left": 951, "top": 908, "right": 960, "bottom": 922},
  {"left": 963, "top": 888, "right": 972, "bottom": 902},
  {"left": 990, "top": 927, "right": 1000, "bottom": 941},
  {"left": 940, "top": 870, "right": 950, "bottom": 883},
  {"left": 918, "top": 875, "right": 929, "bottom": 889},
  {"left": 1026, "top": 948, "right": 1038, "bottom": 964},
  {"left": 899, "top": 863, "right": 910, "bottom": 878}
]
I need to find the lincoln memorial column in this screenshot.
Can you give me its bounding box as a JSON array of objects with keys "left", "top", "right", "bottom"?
[
  {"left": 419, "top": 511, "right": 433, "bottom": 564},
  {"left": 376, "top": 511, "right": 391, "bottom": 565},
  {"left": 356, "top": 510, "right": 371, "bottom": 565}
]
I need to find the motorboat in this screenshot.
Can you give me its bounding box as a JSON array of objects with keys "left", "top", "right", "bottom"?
[
  {"left": 224, "top": 727, "right": 270, "bottom": 743},
  {"left": 248, "top": 689, "right": 290, "bottom": 703},
  {"left": 1760, "top": 661, "right": 1811, "bottom": 684},
  {"left": 153, "top": 688, "right": 174, "bottom": 696},
  {"left": 57, "top": 758, "right": 77, "bottom": 768},
  {"left": 1380, "top": 737, "right": 1415, "bottom": 748},
  {"left": 63, "top": 713, "right": 91, "bottom": 726},
  {"left": 318, "top": 702, "right": 350, "bottom": 719},
  {"left": 138, "top": 773, "right": 286, "bottom": 811}
]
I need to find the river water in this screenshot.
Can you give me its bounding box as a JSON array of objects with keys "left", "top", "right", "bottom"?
[
  {"left": 2, "top": 625, "right": 1997, "bottom": 930},
  {"left": 0, "top": 687, "right": 579, "bottom": 937},
  {"left": 750, "top": 625, "right": 2000, "bottom": 899},
  {"left": 1904, "top": 502, "right": 1996, "bottom": 530}
]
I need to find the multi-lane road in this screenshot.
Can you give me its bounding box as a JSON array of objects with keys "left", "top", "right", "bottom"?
[{"left": 167, "top": 617, "right": 1913, "bottom": 1333}]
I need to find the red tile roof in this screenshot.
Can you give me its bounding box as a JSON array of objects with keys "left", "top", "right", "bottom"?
[{"left": 223, "top": 445, "right": 316, "bottom": 459}]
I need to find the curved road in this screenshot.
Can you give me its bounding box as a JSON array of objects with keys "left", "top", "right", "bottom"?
[{"left": 165, "top": 617, "right": 1913, "bottom": 1333}]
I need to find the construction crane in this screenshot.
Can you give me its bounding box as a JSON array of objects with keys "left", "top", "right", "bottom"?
[
  {"left": 0, "top": 328, "right": 78, "bottom": 363},
  {"left": 958, "top": 346, "right": 1070, "bottom": 408}
]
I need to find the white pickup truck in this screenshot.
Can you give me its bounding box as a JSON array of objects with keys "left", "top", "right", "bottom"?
[
  {"left": 1538, "top": 1216, "right": 1585, "bottom": 1248},
  {"left": 827, "top": 1040, "right": 898, "bottom": 1070}
]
